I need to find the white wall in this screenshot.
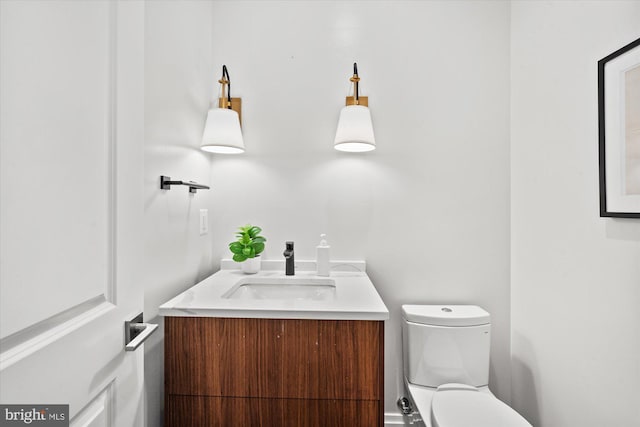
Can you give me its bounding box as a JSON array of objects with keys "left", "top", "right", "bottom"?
[
  {"left": 143, "top": 2, "right": 215, "bottom": 425},
  {"left": 208, "top": 0, "right": 512, "bottom": 414},
  {"left": 510, "top": 2, "right": 640, "bottom": 426}
]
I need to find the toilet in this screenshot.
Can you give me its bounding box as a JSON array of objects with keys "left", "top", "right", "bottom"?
[{"left": 401, "top": 304, "right": 531, "bottom": 427}]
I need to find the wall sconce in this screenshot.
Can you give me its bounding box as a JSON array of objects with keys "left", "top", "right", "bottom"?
[
  {"left": 201, "top": 65, "right": 244, "bottom": 154},
  {"left": 334, "top": 63, "right": 376, "bottom": 152}
]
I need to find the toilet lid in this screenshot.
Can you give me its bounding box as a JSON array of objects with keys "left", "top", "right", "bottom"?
[{"left": 431, "top": 389, "right": 531, "bottom": 427}]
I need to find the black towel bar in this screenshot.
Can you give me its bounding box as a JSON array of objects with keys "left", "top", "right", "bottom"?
[{"left": 160, "top": 176, "right": 210, "bottom": 194}]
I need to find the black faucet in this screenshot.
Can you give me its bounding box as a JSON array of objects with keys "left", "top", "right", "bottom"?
[{"left": 283, "top": 241, "right": 294, "bottom": 276}]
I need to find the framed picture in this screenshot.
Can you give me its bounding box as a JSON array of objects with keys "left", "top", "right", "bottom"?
[{"left": 598, "top": 37, "right": 640, "bottom": 218}]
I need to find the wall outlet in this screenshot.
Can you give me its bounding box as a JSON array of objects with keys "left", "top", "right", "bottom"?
[{"left": 199, "top": 209, "right": 208, "bottom": 235}]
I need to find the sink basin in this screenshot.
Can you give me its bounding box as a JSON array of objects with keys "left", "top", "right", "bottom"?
[{"left": 222, "top": 277, "right": 336, "bottom": 301}]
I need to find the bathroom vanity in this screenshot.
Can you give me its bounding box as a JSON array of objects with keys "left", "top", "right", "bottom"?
[{"left": 159, "top": 260, "right": 389, "bottom": 427}]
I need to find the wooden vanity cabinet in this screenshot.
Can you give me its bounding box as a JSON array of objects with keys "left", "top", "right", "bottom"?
[{"left": 165, "top": 317, "right": 384, "bottom": 427}]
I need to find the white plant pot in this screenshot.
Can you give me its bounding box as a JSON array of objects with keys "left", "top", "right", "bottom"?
[{"left": 241, "top": 256, "right": 261, "bottom": 274}]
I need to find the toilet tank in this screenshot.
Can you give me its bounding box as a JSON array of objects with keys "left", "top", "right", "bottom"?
[{"left": 402, "top": 305, "right": 491, "bottom": 388}]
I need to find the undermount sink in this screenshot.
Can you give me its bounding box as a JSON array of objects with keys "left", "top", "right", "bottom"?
[{"left": 222, "top": 277, "right": 336, "bottom": 301}]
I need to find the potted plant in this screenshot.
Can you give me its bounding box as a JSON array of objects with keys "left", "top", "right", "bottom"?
[{"left": 229, "top": 224, "right": 266, "bottom": 274}]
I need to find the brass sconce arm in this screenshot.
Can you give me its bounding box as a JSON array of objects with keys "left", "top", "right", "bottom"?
[{"left": 346, "top": 62, "right": 368, "bottom": 107}]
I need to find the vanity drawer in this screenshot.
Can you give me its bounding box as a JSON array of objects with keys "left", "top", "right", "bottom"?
[
  {"left": 166, "top": 395, "right": 379, "bottom": 427},
  {"left": 165, "top": 317, "right": 383, "bottom": 399}
]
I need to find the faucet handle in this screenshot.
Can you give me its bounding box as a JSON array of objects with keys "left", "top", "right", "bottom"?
[{"left": 285, "top": 241, "right": 294, "bottom": 251}]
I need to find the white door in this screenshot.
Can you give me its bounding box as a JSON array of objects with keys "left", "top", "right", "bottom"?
[{"left": 0, "top": 1, "right": 146, "bottom": 426}]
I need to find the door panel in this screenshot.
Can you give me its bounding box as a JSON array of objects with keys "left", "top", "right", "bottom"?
[
  {"left": 70, "top": 385, "right": 112, "bottom": 427},
  {"left": 0, "top": 0, "right": 112, "bottom": 341},
  {"left": 0, "top": 1, "right": 144, "bottom": 425}
]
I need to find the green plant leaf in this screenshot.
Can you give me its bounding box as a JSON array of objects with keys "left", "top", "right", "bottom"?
[
  {"left": 242, "top": 247, "right": 251, "bottom": 256},
  {"left": 229, "top": 242, "right": 244, "bottom": 254},
  {"left": 252, "top": 236, "right": 266, "bottom": 244},
  {"left": 253, "top": 242, "right": 265, "bottom": 255},
  {"left": 233, "top": 253, "right": 247, "bottom": 262},
  {"left": 248, "top": 226, "right": 262, "bottom": 238},
  {"left": 241, "top": 234, "right": 251, "bottom": 245}
]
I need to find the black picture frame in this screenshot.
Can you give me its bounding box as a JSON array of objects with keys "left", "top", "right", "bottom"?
[{"left": 598, "top": 36, "right": 640, "bottom": 218}]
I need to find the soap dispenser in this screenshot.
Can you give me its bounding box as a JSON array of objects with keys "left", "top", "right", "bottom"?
[{"left": 316, "top": 234, "right": 330, "bottom": 276}]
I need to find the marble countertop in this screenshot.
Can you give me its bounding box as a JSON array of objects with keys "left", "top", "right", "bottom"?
[{"left": 158, "top": 260, "right": 389, "bottom": 321}]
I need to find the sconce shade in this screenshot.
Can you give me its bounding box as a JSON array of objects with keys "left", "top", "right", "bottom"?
[
  {"left": 201, "top": 108, "right": 244, "bottom": 154},
  {"left": 334, "top": 105, "right": 376, "bottom": 152}
]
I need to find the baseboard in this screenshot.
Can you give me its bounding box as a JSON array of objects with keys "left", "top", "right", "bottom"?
[
  {"left": 385, "top": 411, "right": 420, "bottom": 426},
  {"left": 385, "top": 412, "right": 405, "bottom": 425}
]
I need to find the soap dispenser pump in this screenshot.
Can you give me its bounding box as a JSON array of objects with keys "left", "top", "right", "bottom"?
[{"left": 316, "top": 234, "right": 330, "bottom": 276}]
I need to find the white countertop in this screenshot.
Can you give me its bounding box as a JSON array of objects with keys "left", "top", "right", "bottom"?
[{"left": 158, "top": 260, "right": 389, "bottom": 321}]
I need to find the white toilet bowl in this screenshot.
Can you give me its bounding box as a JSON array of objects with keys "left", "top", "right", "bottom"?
[{"left": 402, "top": 305, "right": 532, "bottom": 427}]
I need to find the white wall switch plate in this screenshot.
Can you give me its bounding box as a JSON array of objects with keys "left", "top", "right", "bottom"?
[{"left": 199, "top": 209, "right": 208, "bottom": 235}]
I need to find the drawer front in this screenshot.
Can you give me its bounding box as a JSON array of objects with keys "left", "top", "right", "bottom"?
[
  {"left": 165, "top": 317, "right": 383, "bottom": 400},
  {"left": 166, "top": 395, "right": 380, "bottom": 427}
]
